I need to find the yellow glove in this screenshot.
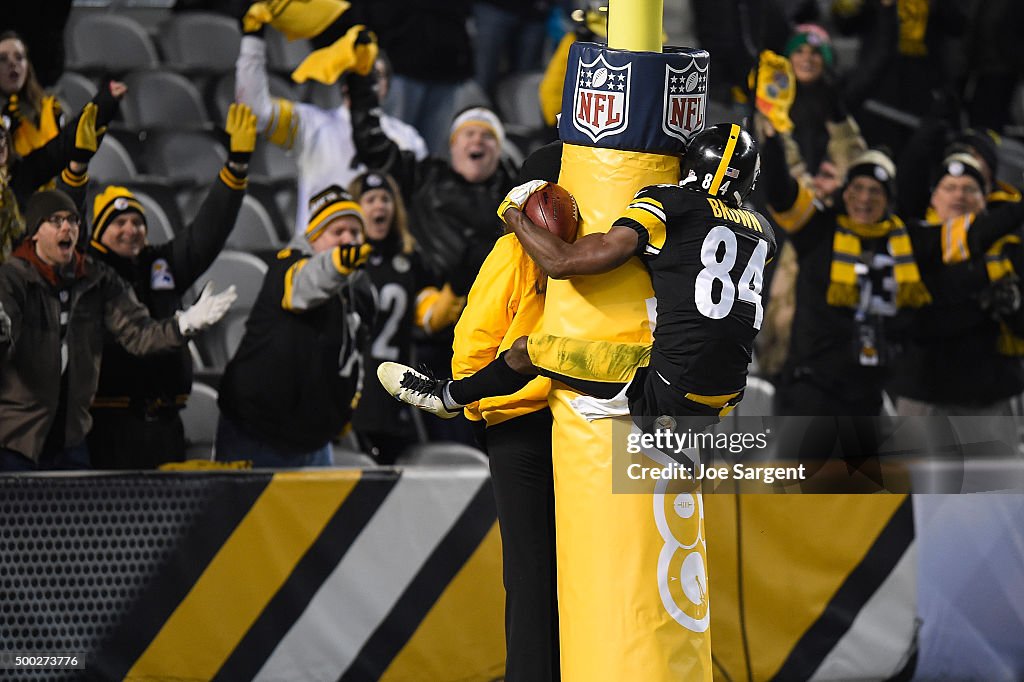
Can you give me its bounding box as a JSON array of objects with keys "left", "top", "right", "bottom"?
[
  {"left": 497, "top": 180, "right": 548, "bottom": 221},
  {"left": 225, "top": 102, "right": 258, "bottom": 164},
  {"left": 71, "top": 102, "right": 105, "bottom": 163},
  {"left": 333, "top": 243, "right": 372, "bottom": 274},
  {"left": 291, "top": 25, "right": 377, "bottom": 85},
  {"left": 753, "top": 50, "right": 796, "bottom": 134},
  {"left": 416, "top": 284, "right": 466, "bottom": 333},
  {"left": 241, "top": 1, "right": 273, "bottom": 33}
]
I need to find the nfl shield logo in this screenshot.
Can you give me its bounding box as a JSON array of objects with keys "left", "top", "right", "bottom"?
[
  {"left": 572, "top": 53, "right": 631, "bottom": 143},
  {"left": 662, "top": 56, "right": 708, "bottom": 143}
]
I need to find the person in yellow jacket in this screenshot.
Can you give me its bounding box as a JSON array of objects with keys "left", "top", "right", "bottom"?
[{"left": 449, "top": 225, "right": 557, "bottom": 681}]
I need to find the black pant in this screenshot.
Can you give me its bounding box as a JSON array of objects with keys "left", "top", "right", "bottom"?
[
  {"left": 486, "top": 408, "right": 559, "bottom": 682},
  {"left": 88, "top": 409, "right": 186, "bottom": 469}
]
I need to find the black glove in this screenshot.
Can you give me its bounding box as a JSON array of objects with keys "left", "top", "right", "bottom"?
[
  {"left": 91, "top": 81, "right": 122, "bottom": 129},
  {"left": 979, "top": 275, "right": 1022, "bottom": 320}
]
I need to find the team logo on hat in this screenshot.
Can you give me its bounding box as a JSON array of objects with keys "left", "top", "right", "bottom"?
[
  {"left": 572, "top": 52, "right": 631, "bottom": 143},
  {"left": 662, "top": 56, "right": 708, "bottom": 143}
]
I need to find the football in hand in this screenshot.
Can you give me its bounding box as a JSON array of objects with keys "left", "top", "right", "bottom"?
[{"left": 523, "top": 183, "right": 579, "bottom": 242}]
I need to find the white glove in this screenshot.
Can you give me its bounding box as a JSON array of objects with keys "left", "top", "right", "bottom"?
[
  {"left": 497, "top": 180, "right": 548, "bottom": 221},
  {"left": 0, "top": 302, "right": 10, "bottom": 344},
  {"left": 177, "top": 282, "right": 238, "bottom": 335}
]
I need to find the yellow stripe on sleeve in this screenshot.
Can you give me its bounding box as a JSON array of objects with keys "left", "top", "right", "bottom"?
[
  {"left": 621, "top": 204, "right": 667, "bottom": 251},
  {"left": 768, "top": 183, "right": 817, "bottom": 234},
  {"left": 219, "top": 166, "right": 248, "bottom": 190},
  {"left": 265, "top": 97, "right": 298, "bottom": 149},
  {"left": 60, "top": 168, "right": 88, "bottom": 187},
  {"left": 281, "top": 257, "right": 309, "bottom": 310}
]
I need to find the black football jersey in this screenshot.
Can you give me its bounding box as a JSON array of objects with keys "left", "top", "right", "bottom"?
[{"left": 612, "top": 185, "right": 777, "bottom": 395}]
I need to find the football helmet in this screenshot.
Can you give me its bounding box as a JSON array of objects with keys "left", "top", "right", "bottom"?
[{"left": 680, "top": 123, "right": 760, "bottom": 207}]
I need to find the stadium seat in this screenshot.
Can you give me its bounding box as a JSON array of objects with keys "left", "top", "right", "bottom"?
[
  {"left": 453, "top": 79, "right": 492, "bottom": 113},
  {"left": 159, "top": 12, "right": 241, "bottom": 73},
  {"left": 226, "top": 195, "right": 284, "bottom": 253},
  {"left": 301, "top": 81, "right": 343, "bottom": 110},
  {"left": 146, "top": 130, "right": 227, "bottom": 185},
  {"left": 181, "top": 382, "right": 219, "bottom": 460},
  {"left": 733, "top": 376, "right": 775, "bottom": 417},
  {"left": 191, "top": 250, "right": 268, "bottom": 369},
  {"left": 210, "top": 72, "right": 297, "bottom": 123},
  {"left": 89, "top": 135, "right": 139, "bottom": 183},
  {"left": 67, "top": 14, "right": 160, "bottom": 73},
  {"left": 396, "top": 442, "right": 489, "bottom": 468},
  {"left": 131, "top": 190, "right": 177, "bottom": 246},
  {"left": 54, "top": 72, "right": 97, "bottom": 115},
  {"left": 249, "top": 141, "right": 299, "bottom": 185},
  {"left": 192, "top": 250, "right": 267, "bottom": 310},
  {"left": 264, "top": 31, "right": 312, "bottom": 74},
  {"left": 493, "top": 71, "right": 544, "bottom": 130},
  {"left": 121, "top": 70, "right": 211, "bottom": 130},
  {"left": 331, "top": 447, "right": 378, "bottom": 468}
]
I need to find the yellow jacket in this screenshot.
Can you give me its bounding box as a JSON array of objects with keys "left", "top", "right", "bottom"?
[{"left": 452, "top": 234, "right": 550, "bottom": 426}]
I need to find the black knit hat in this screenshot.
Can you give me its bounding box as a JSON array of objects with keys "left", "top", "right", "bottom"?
[
  {"left": 950, "top": 128, "right": 999, "bottom": 180},
  {"left": 23, "top": 190, "right": 79, "bottom": 237},
  {"left": 845, "top": 149, "right": 896, "bottom": 200},
  {"left": 931, "top": 153, "right": 987, "bottom": 194}
]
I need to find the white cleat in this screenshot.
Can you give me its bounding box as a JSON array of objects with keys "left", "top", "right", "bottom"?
[{"left": 377, "top": 362, "right": 461, "bottom": 419}]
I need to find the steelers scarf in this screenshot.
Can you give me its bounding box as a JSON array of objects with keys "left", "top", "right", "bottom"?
[
  {"left": 928, "top": 207, "right": 1024, "bottom": 356},
  {"left": 828, "top": 214, "right": 932, "bottom": 309}
]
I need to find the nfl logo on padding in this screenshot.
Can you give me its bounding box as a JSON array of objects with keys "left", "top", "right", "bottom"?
[
  {"left": 662, "top": 56, "right": 708, "bottom": 143},
  {"left": 572, "top": 52, "right": 631, "bottom": 143}
]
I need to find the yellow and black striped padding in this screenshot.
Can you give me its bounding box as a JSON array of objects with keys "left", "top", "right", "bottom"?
[{"left": 0, "top": 469, "right": 504, "bottom": 682}]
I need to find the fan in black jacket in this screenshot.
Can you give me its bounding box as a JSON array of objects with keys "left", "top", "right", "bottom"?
[{"left": 86, "top": 103, "right": 256, "bottom": 469}]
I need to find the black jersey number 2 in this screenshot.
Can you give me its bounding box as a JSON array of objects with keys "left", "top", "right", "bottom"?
[{"left": 694, "top": 225, "right": 768, "bottom": 329}]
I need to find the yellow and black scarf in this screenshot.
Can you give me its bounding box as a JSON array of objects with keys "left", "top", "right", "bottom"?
[
  {"left": 828, "top": 214, "right": 932, "bottom": 309},
  {"left": 928, "top": 207, "right": 1024, "bottom": 356}
]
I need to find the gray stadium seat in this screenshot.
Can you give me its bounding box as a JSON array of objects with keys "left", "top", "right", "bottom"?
[
  {"left": 68, "top": 14, "right": 159, "bottom": 72},
  {"left": 122, "top": 70, "right": 210, "bottom": 130},
  {"left": 226, "top": 195, "right": 283, "bottom": 252},
  {"left": 396, "top": 443, "right": 489, "bottom": 468},
  {"left": 132, "top": 190, "right": 177, "bottom": 246},
  {"left": 494, "top": 71, "right": 544, "bottom": 130},
  {"left": 54, "top": 72, "right": 97, "bottom": 116},
  {"left": 160, "top": 12, "right": 241, "bottom": 72},
  {"left": 192, "top": 250, "right": 267, "bottom": 309},
  {"left": 250, "top": 141, "right": 299, "bottom": 185},
  {"left": 191, "top": 251, "right": 268, "bottom": 369},
  {"left": 732, "top": 376, "right": 775, "bottom": 417},
  {"left": 331, "top": 447, "right": 378, "bottom": 468},
  {"left": 89, "top": 135, "right": 139, "bottom": 182},
  {"left": 264, "top": 31, "right": 312, "bottom": 73},
  {"left": 146, "top": 131, "right": 227, "bottom": 185},
  {"left": 211, "top": 72, "right": 297, "bottom": 123},
  {"left": 302, "top": 81, "right": 343, "bottom": 111},
  {"left": 181, "top": 382, "right": 219, "bottom": 460}
]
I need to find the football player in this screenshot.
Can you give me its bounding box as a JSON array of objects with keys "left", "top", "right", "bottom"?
[{"left": 380, "top": 124, "right": 776, "bottom": 431}]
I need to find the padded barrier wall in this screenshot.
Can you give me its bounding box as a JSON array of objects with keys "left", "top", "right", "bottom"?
[{"left": 2, "top": 472, "right": 1021, "bottom": 681}]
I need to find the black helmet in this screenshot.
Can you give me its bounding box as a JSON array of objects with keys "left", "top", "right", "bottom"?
[{"left": 680, "top": 124, "right": 760, "bottom": 207}]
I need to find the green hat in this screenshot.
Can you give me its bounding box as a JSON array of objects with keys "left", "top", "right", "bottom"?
[{"left": 784, "top": 24, "right": 834, "bottom": 68}]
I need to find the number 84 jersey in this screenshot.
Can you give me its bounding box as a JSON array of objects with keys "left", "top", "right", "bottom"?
[{"left": 613, "top": 185, "right": 777, "bottom": 396}]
